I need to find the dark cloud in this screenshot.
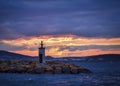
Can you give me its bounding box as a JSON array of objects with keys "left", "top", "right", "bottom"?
[{"left": 0, "top": 0, "right": 120, "bottom": 40}]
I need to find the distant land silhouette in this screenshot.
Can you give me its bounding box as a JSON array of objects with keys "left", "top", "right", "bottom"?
[
  {"left": 0, "top": 50, "right": 120, "bottom": 62},
  {"left": 0, "top": 50, "right": 53, "bottom": 61}
]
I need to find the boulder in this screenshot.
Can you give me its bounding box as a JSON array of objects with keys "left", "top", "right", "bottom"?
[
  {"left": 44, "top": 66, "right": 54, "bottom": 74},
  {"left": 62, "top": 66, "right": 71, "bottom": 73},
  {"left": 70, "top": 67, "right": 79, "bottom": 74},
  {"left": 54, "top": 67, "right": 62, "bottom": 74},
  {"left": 30, "top": 67, "right": 44, "bottom": 74}
]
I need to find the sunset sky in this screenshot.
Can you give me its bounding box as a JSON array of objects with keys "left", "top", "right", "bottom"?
[{"left": 0, "top": 0, "right": 120, "bottom": 57}]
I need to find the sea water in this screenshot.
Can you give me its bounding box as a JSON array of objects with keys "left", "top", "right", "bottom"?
[{"left": 0, "top": 62, "right": 120, "bottom": 86}]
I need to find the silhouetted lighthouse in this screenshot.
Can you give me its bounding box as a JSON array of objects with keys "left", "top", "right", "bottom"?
[{"left": 38, "top": 41, "right": 45, "bottom": 63}]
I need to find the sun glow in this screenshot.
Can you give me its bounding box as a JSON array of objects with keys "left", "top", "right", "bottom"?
[{"left": 1, "top": 35, "right": 120, "bottom": 57}]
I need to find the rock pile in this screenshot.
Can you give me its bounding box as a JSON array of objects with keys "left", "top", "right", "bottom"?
[{"left": 0, "top": 60, "right": 92, "bottom": 74}]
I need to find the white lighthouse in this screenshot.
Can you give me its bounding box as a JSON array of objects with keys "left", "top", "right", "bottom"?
[{"left": 38, "top": 41, "right": 45, "bottom": 63}]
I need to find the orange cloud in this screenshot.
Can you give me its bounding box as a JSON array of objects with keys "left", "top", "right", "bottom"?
[
  {"left": 1, "top": 35, "right": 120, "bottom": 57},
  {"left": 11, "top": 48, "right": 120, "bottom": 57}
]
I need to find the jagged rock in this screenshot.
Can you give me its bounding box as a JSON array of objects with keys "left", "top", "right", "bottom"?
[
  {"left": 0, "top": 60, "right": 92, "bottom": 74},
  {"left": 54, "top": 67, "right": 62, "bottom": 74},
  {"left": 70, "top": 67, "right": 79, "bottom": 74},
  {"left": 62, "top": 66, "right": 71, "bottom": 73},
  {"left": 79, "top": 68, "right": 92, "bottom": 74},
  {"left": 34, "top": 67, "right": 44, "bottom": 74},
  {"left": 44, "top": 66, "right": 53, "bottom": 74}
]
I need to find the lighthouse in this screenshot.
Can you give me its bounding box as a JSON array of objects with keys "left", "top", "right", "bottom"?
[{"left": 38, "top": 41, "right": 45, "bottom": 63}]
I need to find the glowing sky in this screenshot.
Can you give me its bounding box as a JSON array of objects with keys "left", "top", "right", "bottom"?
[{"left": 0, "top": 0, "right": 120, "bottom": 57}]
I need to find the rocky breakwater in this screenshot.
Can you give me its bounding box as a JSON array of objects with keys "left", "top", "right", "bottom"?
[{"left": 0, "top": 60, "right": 92, "bottom": 74}]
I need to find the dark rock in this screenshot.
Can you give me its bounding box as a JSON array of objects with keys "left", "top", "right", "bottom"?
[
  {"left": 80, "top": 68, "right": 92, "bottom": 74},
  {"left": 44, "top": 66, "right": 54, "bottom": 74},
  {"left": 34, "top": 67, "right": 44, "bottom": 74},
  {"left": 70, "top": 67, "right": 79, "bottom": 74},
  {"left": 62, "top": 66, "right": 71, "bottom": 73},
  {"left": 54, "top": 67, "right": 62, "bottom": 74},
  {"left": 0, "top": 60, "right": 92, "bottom": 74}
]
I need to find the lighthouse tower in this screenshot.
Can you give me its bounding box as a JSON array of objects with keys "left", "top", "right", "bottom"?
[{"left": 38, "top": 41, "right": 45, "bottom": 63}]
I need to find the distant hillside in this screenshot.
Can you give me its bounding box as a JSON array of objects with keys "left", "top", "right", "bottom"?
[
  {"left": 55, "top": 54, "right": 120, "bottom": 62},
  {"left": 0, "top": 50, "right": 53, "bottom": 61},
  {"left": 84, "top": 54, "right": 120, "bottom": 62},
  {"left": 0, "top": 50, "right": 120, "bottom": 62},
  {"left": 0, "top": 50, "right": 36, "bottom": 60}
]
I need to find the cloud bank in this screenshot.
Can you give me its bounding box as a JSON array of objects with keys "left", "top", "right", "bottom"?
[
  {"left": 0, "top": 0, "right": 120, "bottom": 57},
  {"left": 0, "top": 0, "right": 120, "bottom": 40},
  {"left": 1, "top": 35, "right": 120, "bottom": 57}
]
